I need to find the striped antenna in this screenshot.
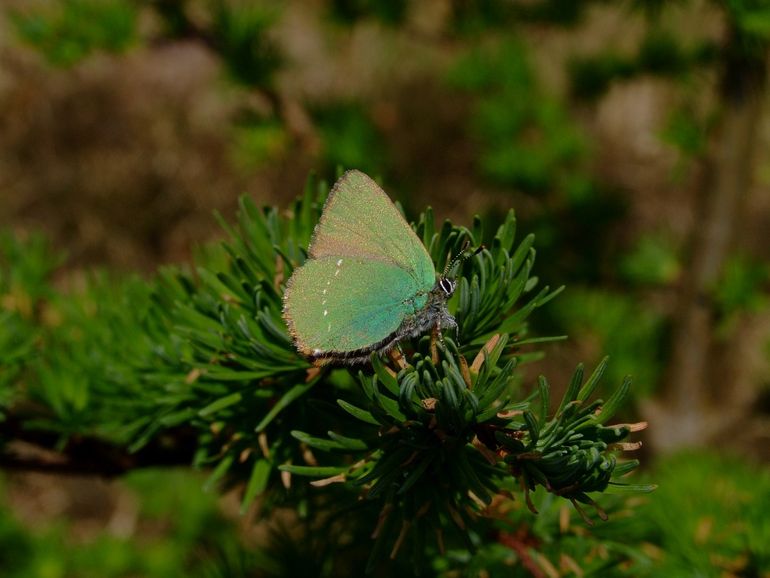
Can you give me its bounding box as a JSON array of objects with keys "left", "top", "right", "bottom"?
[{"left": 443, "top": 241, "right": 484, "bottom": 279}]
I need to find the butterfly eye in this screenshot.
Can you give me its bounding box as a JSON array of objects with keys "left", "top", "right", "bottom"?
[{"left": 439, "top": 278, "right": 455, "bottom": 296}]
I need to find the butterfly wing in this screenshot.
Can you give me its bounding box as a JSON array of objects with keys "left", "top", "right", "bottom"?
[
  {"left": 284, "top": 256, "right": 429, "bottom": 355},
  {"left": 309, "top": 170, "right": 435, "bottom": 292}
]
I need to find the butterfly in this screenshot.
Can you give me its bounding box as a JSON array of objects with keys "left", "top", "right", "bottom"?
[{"left": 282, "top": 170, "right": 466, "bottom": 365}]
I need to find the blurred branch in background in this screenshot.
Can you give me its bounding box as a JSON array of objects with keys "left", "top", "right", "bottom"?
[
  {"left": 645, "top": 1, "right": 770, "bottom": 450},
  {"left": 0, "top": 415, "right": 196, "bottom": 476}
]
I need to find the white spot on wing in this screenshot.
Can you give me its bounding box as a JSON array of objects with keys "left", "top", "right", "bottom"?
[{"left": 323, "top": 309, "right": 328, "bottom": 316}]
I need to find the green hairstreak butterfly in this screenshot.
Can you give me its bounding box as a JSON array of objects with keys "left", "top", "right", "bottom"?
[{"left": 283, "top": 170, "right": 461, "bottom": 365}]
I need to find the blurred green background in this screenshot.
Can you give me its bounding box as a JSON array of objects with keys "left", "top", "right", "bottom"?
[{"left": 1, "top": 0, "right": 769, "bottom": 576}]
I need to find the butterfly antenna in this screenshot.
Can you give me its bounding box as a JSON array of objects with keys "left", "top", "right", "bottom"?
[
  {"left": 443, "top": 240, "right": 469, "bottom": 278},
  {"left": 443, "top": 241, "right": 484, "bottom": 278}
]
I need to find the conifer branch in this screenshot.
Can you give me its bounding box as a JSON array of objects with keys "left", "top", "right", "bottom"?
[{"left": 0, "top": 173, "right": 649, "bottom": 571}]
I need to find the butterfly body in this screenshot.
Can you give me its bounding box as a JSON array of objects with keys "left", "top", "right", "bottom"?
[{"left": 282, "top": 170, "right": 456, "bottom": 365}]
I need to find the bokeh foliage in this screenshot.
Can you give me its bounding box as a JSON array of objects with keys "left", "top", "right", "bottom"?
[
  {"left": 0, "top": 469, "right": 277, "bottom": 578},
  {"left": 9, "top": 0, "right": 137, "bottom": 67}
]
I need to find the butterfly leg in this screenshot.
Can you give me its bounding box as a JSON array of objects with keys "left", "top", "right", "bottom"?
[
  {"left": 443, "top": 312, "right": 459, "bottom": 346},
  {"left": 436, "top": 318, "right": 446, "bottom": 347},
  {"left": 438, "top": 312, "right": 457, "bottom": 345},
  {"left": 431, "top": 311, "right": 457, "bottom": 363}
]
